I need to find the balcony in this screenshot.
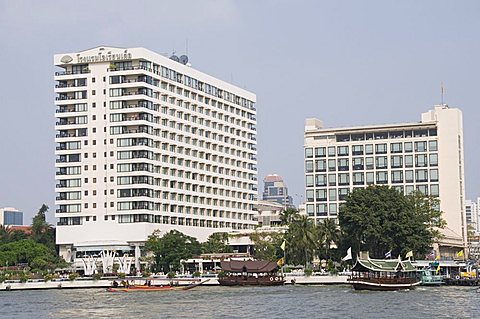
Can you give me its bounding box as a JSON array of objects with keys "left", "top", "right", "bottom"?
[{"left": 55, "top": 69, "right": 90, "bottom": 76}]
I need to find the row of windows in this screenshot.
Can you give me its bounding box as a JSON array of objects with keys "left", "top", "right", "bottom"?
[
  {"left": 333, "top": 128, "right": 437, "bottom": 142},
  {"left": 306, "top": 154, "right": 438, "bottom": 172},
  {"left": 305, "top": 184, "right": 439, "bottom": 217},
  {"left": 307, "top": 183, "right": 440, "bottom": 202},
  {"left": 306, "top": 169, "right": 439, "bottom": 187},
  {"left": 58, "top": 214, "right": 255, "bottom": 230},
  {"left": 305, "top": 140, "right": 437, "bottom": 158}
]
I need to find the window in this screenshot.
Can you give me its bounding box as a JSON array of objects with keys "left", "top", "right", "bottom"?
[
  {"left": 429, "top": 154, "right": 438, "bottom": 166},
  {"left": 414, "top": 141, "right": 427, "bottom": 152},
  {"left": 404, "top": 142, "right": 413, "bottom": 153},
  {"left": 329, "top": 204, "right": 337, "bottom": 215},
  {"left": 352, "top": 158, "right": 364, "bottom": 170},
  {"left": 329, "top": 189, "right": 336, "bottom": 201},
  {"left": 328, "top": 159, "right": 336, "bottom": 172},
  {"left": 315, "top": 160, "right": 327, "bottom": 172},
  {"left": 375, "top": 143, "right": 387, "bottom": 154},
  {"left": 337, "top": 146, "right": 349, "bottom": 156},
  {"left": 316, "top": 204, "right": 327, "bottom": 216},
  {"left": 365, "top": 157, "right": 374, "bottom": 169},
  {"left": 429, "top": 140, "right": 438, "bottom": 152},
  {"left": 366, "top": 172, "right": 374, "bottom": 185},
  {"left": 315, "top": 147, "right": 326, "bottom": 157},
  {"left": 306, "top": 190, "right": 314, "bottom": 202},
  {"left": 365, "top": 144, "right": 373, "bottom": 155},
  {"left": 415, "top": 154, "right": 427, "bottom": 167},
  {"left": 328, "top": 147, "right": 336, "bottom": 156},
  {"left": 316, "top": 189, "right": 327, "bottom": 201},
  {"left": 305, "top": 148, "right": 313, "bottom": 158},
  {"left": 405, "top": 170, "right": 414, "bottom": 183},
  {"left": 338, "top": 188, "right": 349, "bottom": 200},
  {"left": 338, "top": 173, "right": 349, "bottom": 186},
  {"left": 353, "top": 172, "right": 364, "bottom": 185},
  {"left": 375, "top": 156, "right": 387, "bottom": 169},
  {"left": 306, "top": 175, "right": 314, "bottom": 187},
  {"left": 430, "top": 169, "right": 439, "bottom": 182},
  {"left": 315, "top": 174, "right": 327, "bottom": 187},
  {"left": 306, "top": 204, "right": 315, "bottom": 217},
  {"left": 416, "top": 169, "right": 428, "bottom": 182},
  {"left": 352, "top": 145, "right": 363, "bottom": 156},
  {"left": 338, "top": 158, "right": 349, "bottom": 171},
  {"left": 328, "top": 174, "right": 336, "bottom": 186},
  {"left": 305, "top": 160, "right": 314, "bottom": 173},
  {"left": 376, "top": 171, "right": 388, "bottom": 184},
  {"left": 430, "top": 184, "right": 439, "bottom": 197},
  {"left": 405, "top": 155, "right": 413, "bottom": 168},
  {"left": 391, "top": 155, "right": 403, "bottom": 168},
  {"left": 417, "top": 185, "right": 428, "bottom": 195},
  {"left": 391, "top": 143, "right": 402, "bottom": 153},
  {"left": 392, "top": 171, "right": 403, "bottom": 183}
]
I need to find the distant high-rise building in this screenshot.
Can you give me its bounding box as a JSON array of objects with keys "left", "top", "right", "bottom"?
[
  {"left": 262, "top": 174, "right": 293, "bottom": 208},
  {"left": 304, "top": 104, "right": 466, "bottom": 257},
  {"left": 465, "top": 199, "right": 479, "bottom": 235},
  {"left": 0, "top": 207, "right": 23, "bottom": 226}
]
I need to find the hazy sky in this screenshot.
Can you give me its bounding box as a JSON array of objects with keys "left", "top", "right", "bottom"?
[{"left": 0, "top": 0, "right": 479, "bottom": 223}]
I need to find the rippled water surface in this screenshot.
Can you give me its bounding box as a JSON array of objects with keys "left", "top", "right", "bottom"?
[{"left": 1, "top": 285, "right": 478, "bottom": 319}]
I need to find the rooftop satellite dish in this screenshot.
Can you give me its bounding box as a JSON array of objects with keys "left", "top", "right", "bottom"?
[
  {"left": 170, "top": 55, "right": 179, "bottom": 62},
  {"left": 180, "top": 55, "right": 189, "bottom": 65}
]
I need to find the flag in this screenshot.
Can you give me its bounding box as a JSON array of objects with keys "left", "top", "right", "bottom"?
[
  {"left": 342, "top": 247, "right": 352, "bottom": 261},
  {"left": 456, "top": 250, "right": 464, "bottom": 258},
  {"left": 436, "top": 264, "right": 441, "bottom": 274},
  {"left": 385, "top": 250, "right": 392, "bottom": 259},
  {"left": 405, "top": 251, "right": 413, "bottom": 259},
  {"left": 280, "top": 240, "right": 286, "bottom": 251},
  {"left": 277, "top": 258, "right": 284, "bottom": 266},
  {"left": 435, "top": 254, "right": 440, "bottom": 261}
]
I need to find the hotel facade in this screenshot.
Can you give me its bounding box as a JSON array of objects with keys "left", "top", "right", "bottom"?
[
  {"left": 54, "top": 46, "right": 258, "bottom": 264},
  {"left": 304, "top": 105, "right": 466, "bottom": 255}
]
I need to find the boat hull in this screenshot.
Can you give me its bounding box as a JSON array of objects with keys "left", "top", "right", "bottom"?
[
  {"left": 348, "top": 279, "right": 421, "bottom": 291},
  {"left": 218, "top": 276, "right": 285, "bottom": 286}
]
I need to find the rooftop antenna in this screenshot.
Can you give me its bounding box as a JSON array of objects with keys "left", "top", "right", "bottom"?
[{"left": 441, "top": 82, "right": 446, "bottom": 105}]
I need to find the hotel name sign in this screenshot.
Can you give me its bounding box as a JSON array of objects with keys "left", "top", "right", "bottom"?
[{"left": 60, "top": 51, "right": 133, "bottom": 64}]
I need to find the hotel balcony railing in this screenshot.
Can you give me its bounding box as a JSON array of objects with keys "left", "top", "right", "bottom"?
[
  {"left": 56, "top": 96, "right": 87, "bottom": 101},
  {"left": 55, "top": 70, "right": 91, "bottom": 76},
  {"left": 56, "top": 108, "right": 86, "bottom": 113},
  {"left": 55, "top": 83, "right": 87, "bottom": 88}
]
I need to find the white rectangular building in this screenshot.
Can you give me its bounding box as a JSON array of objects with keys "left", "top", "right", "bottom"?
[
  {"left": 54, "top": 46, "right": 258, "bottom": 263},
  {"left": 304, "top": 105, "right": 466, "bottom": 255}
]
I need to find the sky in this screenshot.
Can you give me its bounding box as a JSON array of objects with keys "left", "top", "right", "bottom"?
[{"left": 0, "top": 0, "right": 479, "bottom": 223}]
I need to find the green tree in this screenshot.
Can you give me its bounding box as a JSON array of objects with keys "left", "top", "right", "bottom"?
[
  {"left": 145, "top": 230, "right": 201, "bottom": 273},
  {"left": 31, "top": 204, "right": 56, "bottom": 251},
  {"left": 201, "top": 232, "right": 232, "bottom": 254},
  {"left": 248, "top": 231, "right": 284, "bottom": 262},
  {"left": 338, "top": 186, "right": 445, "bottom": 259},
  {"left": 317, "top": 219, "right": 340, "bottom": 259},
  {"left": 285, "top": 215, "right": 317, "bottom": 267},
  {"left": 0, "top": 239, "right": 59, "bottom": 270},
  {"left": 279, "top": 208, "right": 300, "bottom": 226}
]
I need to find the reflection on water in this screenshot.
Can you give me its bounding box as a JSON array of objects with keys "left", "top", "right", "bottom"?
[{"left": 1, "top": 285, "right": 478, "bottom": 319}]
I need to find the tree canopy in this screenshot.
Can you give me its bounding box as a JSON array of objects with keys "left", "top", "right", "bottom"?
[
  {"left": 338, "top": 186, "right": 445, "bottom": 259},
  {"left": 201, "top": 232, "right": 232, "bottom": 254},
  {"left": 248, "top": 231, "right": 284, "bottom": 262},
  {"left": 145, "top": 230, "right": 201, "bottom": 273}
]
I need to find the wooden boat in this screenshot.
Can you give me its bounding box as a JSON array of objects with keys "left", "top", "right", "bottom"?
[
  {"left": 348, "top": 252, "right": 421, "bottom": 291},
  {"left": 107, "top": 279, "right": 209, "bottom": 292},
  {"left": 420, "top": 268, "right": 444, "bottom": 286},
  {"left": 218, "top": 260, "right": 285, "bottom": 286}
]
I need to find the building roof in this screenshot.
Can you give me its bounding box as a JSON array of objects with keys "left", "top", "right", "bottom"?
[
  {"left": 220, "top": 260, "right": 279, "bottom": 273},
  {"left": 263, "top": 174, "right": 284, "bottom": 183},
  {"left": 352, "top": 257, "right": 417, "bottom": 273}
]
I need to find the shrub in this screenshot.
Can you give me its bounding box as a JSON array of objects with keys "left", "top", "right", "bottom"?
[
  {"left": 192, "top": 271, "right": 201, "bottom": 278},
  {"left": 304, "top": 268, "right": 313, "bottom": 277},
  {"left": 93, "top": 273, "right": 103, "bottom": 280},
  {"left": 68, "top": 273, "right": 79, "bottom": 281},
  {"left": 167, "top": 271, "right": 176, "bottom": 279}
]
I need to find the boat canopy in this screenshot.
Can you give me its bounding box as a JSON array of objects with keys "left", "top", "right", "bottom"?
[
  {"left": 352, "top": 257, "right": 417, "bottom": 273},
  {"left": 220, "top": 260, "right": 278, "bottom": 273}
]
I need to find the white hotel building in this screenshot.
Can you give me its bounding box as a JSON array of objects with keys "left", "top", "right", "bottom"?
[
  {"left": 54, "top": 46, "right": 258, "bottom": 263},
  {"left": 304, "top": 105, "right": 466, "bottom": 255}
]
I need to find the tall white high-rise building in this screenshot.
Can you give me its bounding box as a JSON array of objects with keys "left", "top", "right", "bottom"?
[
  {"left": 54, "top": 46, "right": 258, "bottom": 263},
  {"left": 465, "top": 199, "right": 479, "bottom": 235},
  {"left": 304, "top": 105, "right": 466, "bottom": 256}
]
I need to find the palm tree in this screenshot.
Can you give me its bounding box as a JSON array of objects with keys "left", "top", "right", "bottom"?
[
  {"left": 279, "top": 208, "right": 299, "bottom": 226},
  {"left": 286, "top": 215, "right": 317, "bottom": 267},
  {"left": 0, "top": 225, "right": 13, "bottom": 244},
  {"left": 317, "top": 219, "right": 340, "bottom": 259}
]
